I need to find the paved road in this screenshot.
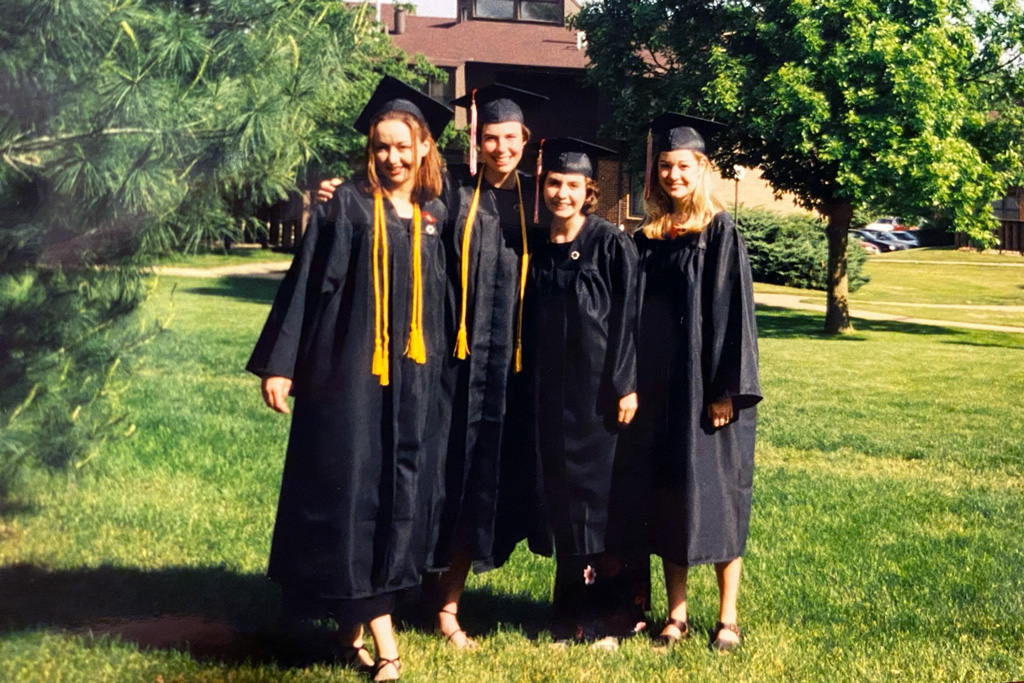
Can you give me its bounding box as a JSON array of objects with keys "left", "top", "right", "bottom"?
[{"left": 154, "top": 261, "right": 1024, "bottom": 334}]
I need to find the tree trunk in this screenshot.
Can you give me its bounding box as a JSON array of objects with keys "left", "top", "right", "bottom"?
[{"left": 824, "top": 201, "right": 854, "bottom": 334}]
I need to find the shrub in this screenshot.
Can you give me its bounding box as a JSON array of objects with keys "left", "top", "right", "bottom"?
[{"left": 736, "top": 207, "right": 869, "bottom": 292}]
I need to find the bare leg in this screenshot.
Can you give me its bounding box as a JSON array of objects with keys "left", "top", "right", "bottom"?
[
  {"left": 337, "top": 623, "right": 374, "bottom": 668},
  {"left": 368, "top": 614, "right": 401, "bottom": 681},
  {"left": 659, "top": 558, "right": 689, "bottom": 639},
  {"left": 435, "top": 550, "right": 479, "bottom": 649},
  {"left": 713, "top": 557, "right": 742, "bottom": 645}
]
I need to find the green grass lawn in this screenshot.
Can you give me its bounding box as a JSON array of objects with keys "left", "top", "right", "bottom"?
[
  {"left": 753, "top": 247, "right": 1024, "bottom": 327},
  {"left": 874, "top": 246, "right": 1024, "bottom": 264},
  {"left": 1, "top": 275, "right": 1023, "bottom": 682}
]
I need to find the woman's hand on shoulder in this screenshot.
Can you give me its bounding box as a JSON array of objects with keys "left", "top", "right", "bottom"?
[
  {"left": 618, "top": 392, "right": 638, "bottom": 425},
  {"left": 707, "top": 396, "right": 733, "bottom": 428},
  {"left": 261, "top": 376, "right": 293, "bottom": 414},
  {"left": 316, "top": 177, "right": 343, "bottom": 204}
]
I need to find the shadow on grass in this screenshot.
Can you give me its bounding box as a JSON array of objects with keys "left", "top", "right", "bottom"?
[
  {"left": 183, "top": 276, "right": 280, "bottom": 306},
  {"left": 0, "top": 563, "right": 549, "bottom": 665}
]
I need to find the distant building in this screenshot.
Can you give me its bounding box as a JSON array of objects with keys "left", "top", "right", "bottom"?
[{"left": 378, "top": 0, "right": 806, "bottom": 228}]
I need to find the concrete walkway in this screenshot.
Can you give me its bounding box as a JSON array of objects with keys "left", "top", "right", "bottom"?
[
  {"left": 154, "top": 261, "right": 1024, "bottom": 335},
  {"left": 754, "top": 293, "right": 1024, "bottom": 334},
  {"left": 877, "top": 259, "right": 1024, "bottom": 267},
  {"left": 153, "top": 261, "right": 292, "bottom": 278}
]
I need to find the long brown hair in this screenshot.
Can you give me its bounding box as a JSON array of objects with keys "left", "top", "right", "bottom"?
[
  {"left": 364, "top": 110, "right": 444, "bottom": 203},
  {"left": 642, "top": 149, "right": 720, "bottom": 239}
]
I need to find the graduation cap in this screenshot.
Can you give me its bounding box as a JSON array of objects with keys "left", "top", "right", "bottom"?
[
  {"left": 451, "top": 83, "right": 547, "bottom": 174},
  {"left": 533, "top": 137, "right": 616, "bottom": 221},
  {"left": 353, "top": 75, "right": 453, "bottom": 141},
  {"left": 642, "top": 112, "right": 727, "bottom": 198}
]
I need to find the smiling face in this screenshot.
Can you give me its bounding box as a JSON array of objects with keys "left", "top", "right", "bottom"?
[
  {"left": 657, "top": 148, "right": 707, "bottom": 202},
  {"left": 480, "top": 121, "right": 526, "bottom": 177},
  {"left": 372, "top": 118, "right": 430, "bottom": 191},
  {"left": 543, "top": 171, "right": 588, "bottom": 219}
]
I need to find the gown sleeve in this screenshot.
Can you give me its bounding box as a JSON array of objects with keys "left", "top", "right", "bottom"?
[
  {"left": 701, "top": 213, "right": 762, "bottom": 410},
  {"left": 604, "top": 227, "right": 641, "bottom": 400},
  {"left": 246, "top": 190, "right": 351, "bottom": 380}
]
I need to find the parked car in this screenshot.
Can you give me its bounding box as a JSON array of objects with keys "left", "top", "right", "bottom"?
[
  {"left": 860, "top": 229, "right": 911, "bottom": 250},
  {"left": 851, "top": 229, "right": 898, "bottom": 252},
  {"left": 855, "top": 239, "right": 881, "bottom": 254},
  {"left": 885, "top": 231, "right": 920, "bottom": 247},
  {"left": 865, "top": 216, "right": 900, "bottom": 231}
]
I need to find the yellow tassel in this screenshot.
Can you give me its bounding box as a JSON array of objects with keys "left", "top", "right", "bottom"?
[
  {"left": 371, "top": 192, "right": 390, "bottom": 386},
  {"left": 513, "top": 174, "right": 529, "bottom": 374},
  {"left": 405, "top": 204, "right": 427, "bottom": 364},
  {"left": 406, "top": 330, "right": 427, "bottom": 363},
  {"left": 454, "top": 327, "right": 469, "bottom": 360},
  {"left": 455, "top": 171, "right": 484, "bottom": 358}
]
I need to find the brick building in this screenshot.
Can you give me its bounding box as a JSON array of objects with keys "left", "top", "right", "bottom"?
[{"left": 379, "top": 0, "right": 806, "bottom": 228}]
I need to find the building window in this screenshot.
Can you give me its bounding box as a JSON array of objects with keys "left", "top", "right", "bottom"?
[
  {"left": 474, "top": 0, "right": 561, "bottom": 23},
  {"left": 628, "top": 170, "right": 646, "bottom": 219},
  {"left": 426, "top": 68, "right": 455, "bottom": 102}
]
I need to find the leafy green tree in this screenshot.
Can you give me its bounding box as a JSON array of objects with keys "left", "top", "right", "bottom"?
[
  {"left": 576, "top": 0, "right": 1024, "bottom": 332},
  {"left": 0, "top": 0, "right": 439, "bottom": 496}
]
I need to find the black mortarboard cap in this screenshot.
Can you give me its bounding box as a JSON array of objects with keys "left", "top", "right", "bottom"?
[
  {"left": 539, "top": 137, "right": 616, "bottom": 179},
  {"left": 353, "top": 75, "right": 453, "bottom": 140},
  {"left": 450, "top": 83, "right": 548, "bottom": 125},
  {"left": 645, "top": 113, "right": 727, "bottom": 155}
]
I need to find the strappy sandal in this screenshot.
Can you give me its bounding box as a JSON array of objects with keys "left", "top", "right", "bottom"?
[
  {"left": 652, "top": 617, "right": 690, "bottom": 646},
  {"left": 334, "top": 643, "right": 373, "bottom": 673},
  {"left": 438, "top": 608, "right": 480, "bottom": 650},
  {"left": 710, "top": 621, "right": 742, "bottom": 652},
  {"left": 372, "top": 656, "right": 402, "bottom": 681}
]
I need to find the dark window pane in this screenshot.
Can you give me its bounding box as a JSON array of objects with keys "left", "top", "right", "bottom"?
[
  {"left": 629, "top": 170, "right": 646, "bottom": 218},
  {"left": 475, "top": 0, "right": 514, "bottom": 18},
  {"left": 520, "top": 0, "right": 561, "bottom": 22}
]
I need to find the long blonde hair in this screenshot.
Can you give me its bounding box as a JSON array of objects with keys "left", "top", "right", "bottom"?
[
  {"left": 364, "top": 110, "right": 444, "bottom": 203},
  {"left": 642, "top": 149, "right": 720, "bottom": 239}
]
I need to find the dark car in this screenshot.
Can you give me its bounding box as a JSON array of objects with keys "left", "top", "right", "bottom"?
[
  {"left": 851, "top": 229, "right": 898, "bottom": 252},
  {"left": 860, "top": 229, "right": 912, "bottom": 250}
]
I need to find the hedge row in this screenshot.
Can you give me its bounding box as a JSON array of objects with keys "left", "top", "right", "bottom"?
[{"left": 736, "top": 207, "right": 870, "bottom": 292}]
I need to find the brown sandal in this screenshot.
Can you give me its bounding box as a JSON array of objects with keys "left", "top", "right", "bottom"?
[
  {"left": 711, "top": 621, "right": 742, "bottom": 652},
  {"left": 652, "top": 617, "right": 690, "bottom": 646}
]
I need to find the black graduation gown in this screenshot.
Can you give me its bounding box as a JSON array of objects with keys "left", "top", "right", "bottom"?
[
  {"left": 631, "top": 212, "right": 762, "bottom": 567},
  {"left": 524, "top": 215, "right": 640, "bottom": 558},
  {"left": 246, "top": 181, "right": 448, "bottom": 615},
  {"left": 429, "top": 166, "right": 543, "bottom": 572}
]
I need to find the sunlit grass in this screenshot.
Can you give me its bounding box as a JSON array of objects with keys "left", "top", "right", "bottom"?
[{"left": 1, "top": 275, "right": 1022, "bottom": 682}]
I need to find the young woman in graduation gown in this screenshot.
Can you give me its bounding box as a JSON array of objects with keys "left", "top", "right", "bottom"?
[
  {"left": 630, "top": 115, "right": 762, "bottom": 651},
  {"left": 523, "top": 138, "right": 647, "bottom": 645},
  {"left": 246, "top": 76, "right": 452, "bottom": 681},
  {"left": 425, "top": 85, "right": 548, "bottom": 649},
  {"left": 319, "top": 84, "right": 547, "bottom": 649}
]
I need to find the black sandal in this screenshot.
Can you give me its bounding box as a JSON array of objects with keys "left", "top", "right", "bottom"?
[
  {"left": 652, "top": 617, "right": 690, "bottom": 646},
  {"left": 372, "top": 656, "right": 402, "bottom": 681},
  {"left": 710, "top": 621, "right": 741, "bottom": 652},
  {"left": 334, "top": 643, "right": 373, "bottom": 673},
  {"left": 438, "top": 608, "right": 479, "bottom": 650}
]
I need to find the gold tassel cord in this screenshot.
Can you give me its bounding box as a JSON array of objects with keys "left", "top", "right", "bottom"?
[
  {"left": 405, "top": 204, "right": 427, "bottom": 363},
  {"left": 454, "top": 170, "right": 484, "bottom": 359},
  {"left": 371, "top": 192, "right": 390, "bottom": 386},
  {"left": 514, "top": 173, "right": 529, "bottom": 373}
]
